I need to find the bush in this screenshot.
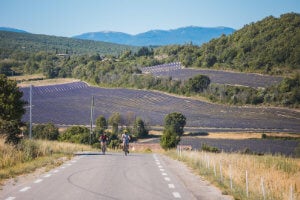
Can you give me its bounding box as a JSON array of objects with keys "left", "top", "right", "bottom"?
[
  {"left": 261, "top": 133, "right": 267, "bottom": 139},
  {"left": 201, "top": 143, "right": 220, "bottom": 153},
  {"left": 160, "top": 128, "right": 180, "bottom": 150},
  {"left": 32, "top": 123, "right": 59, "bottom": 140},
  {"left": 58, "top": 126, "right": 90, "bottom": 144},
  {"left": 18, "top": 139, "right": 41, "bottom": 161}
]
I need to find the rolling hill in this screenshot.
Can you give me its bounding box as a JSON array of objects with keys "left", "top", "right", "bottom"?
[
  {"left": 0, "top": 31, "right": 138, "bottom": 55},
  {"left": 73, "top": 26, "right": 235, "bottom": 46},
  {"left": 0, "top": 27, "right": 29, "bottom": 33}
]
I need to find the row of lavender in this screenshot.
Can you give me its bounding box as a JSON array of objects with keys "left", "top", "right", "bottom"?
[
  {"left": 20, "top": 82, "right": 300, "bottom": 133},
  {"left": 141, "top": 62, "right": 182, "bottom": 74}
]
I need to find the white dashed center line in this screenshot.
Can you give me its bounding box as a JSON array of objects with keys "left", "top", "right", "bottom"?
[
  {"left": 5, "top": 197, "right": 16, "bottom": 200},
  {"left": 153, "top": 154, "right": 181, "bottom": 199},
  {"left": 164, "top": 177, "right": 171, "bottom": 181},
  {"left": 173, "top": 192, "right": 181, "bottom": 198}
]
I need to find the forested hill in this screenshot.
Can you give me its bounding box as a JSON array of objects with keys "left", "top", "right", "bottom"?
[
  {"left": 156, "top": 13, "right": 300, "bottom": 75},
  {"left": 0, "top": 31, "right": 138, "bottom": 56}
]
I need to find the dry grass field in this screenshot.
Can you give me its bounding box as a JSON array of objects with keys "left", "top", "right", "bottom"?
[
  {"left": 167, "top": 150, "right": 300, "bottom": 200},
  {"left": 0, "top": 138, "right": 93, "bottom": 184}
]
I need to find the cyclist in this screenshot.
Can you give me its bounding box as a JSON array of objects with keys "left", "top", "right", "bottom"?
[
  {"left": 121, "top": 130, "right": 130, "bottom": 155},
  {"left": 99, "top": 131, "right": 108, "bottom": 154}
]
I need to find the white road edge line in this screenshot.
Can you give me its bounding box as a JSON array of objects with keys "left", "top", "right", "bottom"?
[
  {"left": 173, "top": 192, "right": 181, "bottom": 198},
  {"left": 5, "top": 197, "right": 16, "bottom": 200},
  {"left": 19, "top": 186, "right": 31, "bottom": 192},
  {"left": 44, "top": 174, "right": 51, "bottom": 178},
  {"left": 34, "top": 179, "right": 43, "bottom": 183}
]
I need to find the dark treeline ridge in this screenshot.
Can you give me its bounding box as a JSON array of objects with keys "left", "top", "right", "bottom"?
[{"left": 0, "top": 13, "right": 299, "bottom": 108}]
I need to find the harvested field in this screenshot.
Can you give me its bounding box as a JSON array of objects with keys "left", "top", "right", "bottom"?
[{"left": 20, "top": 82, "right": 300, "bottom": 133}]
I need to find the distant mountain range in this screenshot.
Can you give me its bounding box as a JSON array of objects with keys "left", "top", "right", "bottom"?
[
  {"left": 0, "top": 26, "right": 235, "bottom": 46},
  {"left": 73, "top": 26, "right": 235, "bottom": 46},
  {"left": 0, "top": 27, "right": 29, "bottom": 33}
]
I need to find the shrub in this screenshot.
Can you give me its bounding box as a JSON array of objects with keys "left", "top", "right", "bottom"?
[
  {"left": 201, "top": 143, "right": 220, "bottom": 153},
  {"left": 32, "top": 123, "right": 59, "bottom": 140},
  {"left": 58, "top": 126, "right": 90, "bottom": 144},
  {"left": 18, "top": 139, "right": 41, "bottom": 161}
]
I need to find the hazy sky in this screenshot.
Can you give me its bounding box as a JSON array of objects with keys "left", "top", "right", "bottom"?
[{"left": 0, "top": 0, "right": 299, "bottom": 37}]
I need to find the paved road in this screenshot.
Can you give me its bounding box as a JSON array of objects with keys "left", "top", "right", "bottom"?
[{"left": 0, "top": 153, "right": 193, "bottom": 200}]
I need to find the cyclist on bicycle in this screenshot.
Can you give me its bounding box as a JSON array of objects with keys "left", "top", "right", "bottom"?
[
  {"left": 121, "top": 130, "right": 130, "bottom": 154},
  {"left": 99, "top": 131, "right": 108, "bottom": 154}
]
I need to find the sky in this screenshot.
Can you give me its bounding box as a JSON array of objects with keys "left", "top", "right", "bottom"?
[{"left": 0, "top": 0, "right": 300, "bottom": 37}]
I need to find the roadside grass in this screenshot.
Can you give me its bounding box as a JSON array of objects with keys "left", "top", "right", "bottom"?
[
  {"left": 0, "top": 138, "right": 93, "bottom": 184},
  {"left": 166, "top": 150, "right": 300, "bottom": 200}
]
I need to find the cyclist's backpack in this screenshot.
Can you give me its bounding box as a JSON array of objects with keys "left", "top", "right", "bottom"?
[{"left": 124, "top": 134, "right": 129, "bottom": 143}]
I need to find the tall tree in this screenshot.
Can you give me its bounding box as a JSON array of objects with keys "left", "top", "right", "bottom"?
[
  {"left": 160, "top": 112, "right": 186, "bottom": 150},
  {"left": 0, "top": 74, "right": 26, "bottom": 144},
  {"left": 95, "top": 115, "right": 108, "bottom": 134},
  {"left": 108, "top": 112, "right": 121, "bottom": 134},
  {"left": 133, "top": 117, "right": 148, "bottom": 138}
]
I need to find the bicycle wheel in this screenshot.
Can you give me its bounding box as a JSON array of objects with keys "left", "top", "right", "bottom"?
[{"left": 102, "top": 145, "right": 106, "bottom": 154}]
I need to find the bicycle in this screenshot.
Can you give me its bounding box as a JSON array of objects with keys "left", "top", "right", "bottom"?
[
  {"left": 123, "top": 142, "right": 129, "bottom": 156},
  {"left": 101, "top": 141, "right": 106, "bottom": 155}
]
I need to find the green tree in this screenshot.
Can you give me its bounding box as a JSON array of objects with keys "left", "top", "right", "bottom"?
[
  {"left": 186, "top": 74, "right": 211, "bottom": 93},
  {"left": 95, "top": 115, "right": 107, "bottom": 133},
  {"left": 0, "top": 74, "right": 26, "bottom": 144},
  {"left": 108, "top": 112, "right": 121, "bottom": 134},
  {"left": 160, "top": 112, "right": 186, "bottom": 150},
  {"left": 58, "top": 126, "right": 90, "bottom": 144},
  {"left": 133, "top": 117, "right": 148, "bottom": 138}
]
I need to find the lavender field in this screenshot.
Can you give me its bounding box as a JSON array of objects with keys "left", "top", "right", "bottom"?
[
  {"left": 180, "top": 137, "right": 298, "bottom": 156},
  {"left": 142, "top": 63, "right": 283, "bottom": 88},
  {"left": 21, "top": 81, "right": 300, "bottom": 133}
]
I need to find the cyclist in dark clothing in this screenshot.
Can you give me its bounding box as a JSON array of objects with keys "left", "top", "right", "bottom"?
[{"left": 99, "top": 132, "right": 108, "bottom": 154}]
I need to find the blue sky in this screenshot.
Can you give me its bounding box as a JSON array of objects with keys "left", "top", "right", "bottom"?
[{"left": 0, "top": 0, "right": 299, "bottom": 37}]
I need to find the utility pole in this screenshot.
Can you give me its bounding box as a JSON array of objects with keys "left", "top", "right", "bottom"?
[
  {"left": 89, "top": 96, "right": 95, "bottom": 145},
  {"left": 29, "top": 85, "right": 32, "bottom": 139}
]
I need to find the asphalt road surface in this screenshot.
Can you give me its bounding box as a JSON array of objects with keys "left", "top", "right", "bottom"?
[{"left": 1, "top": 153, "right": 231, "bottom": 200}]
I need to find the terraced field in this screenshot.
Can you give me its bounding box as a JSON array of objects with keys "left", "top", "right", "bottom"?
[{"left": 21, "top": 82, "right": 300, "bottom": 133}]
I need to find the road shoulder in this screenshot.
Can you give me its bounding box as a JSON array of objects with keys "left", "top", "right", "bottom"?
[{"left": 161, "top": 154, "right": 233, "bottom": 200}]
